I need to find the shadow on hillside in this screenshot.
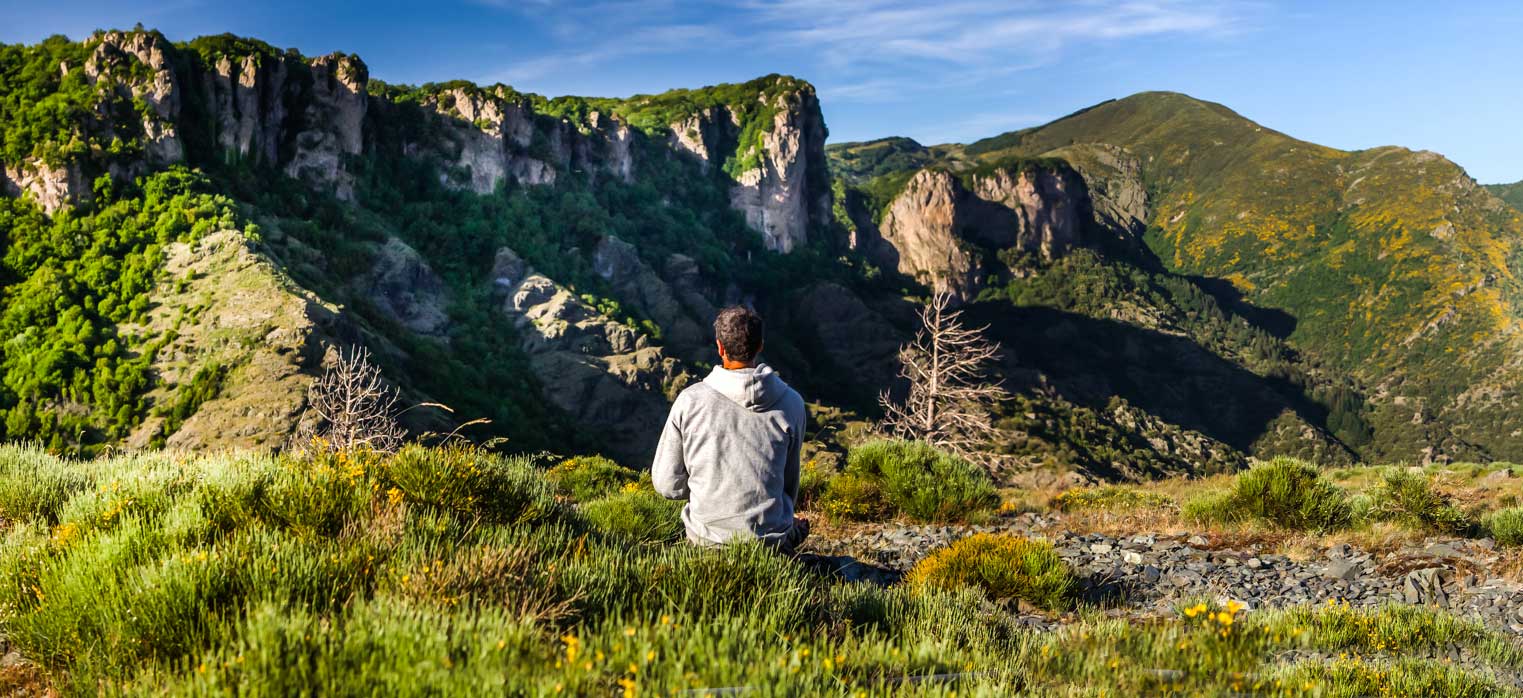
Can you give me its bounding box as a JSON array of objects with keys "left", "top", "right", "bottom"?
[
  {"left": 969, "top": 304, "right": 1329, "bottom": 454},
  {"left": 1186, "top": 274, "right": 1298, "bottom": 339}
]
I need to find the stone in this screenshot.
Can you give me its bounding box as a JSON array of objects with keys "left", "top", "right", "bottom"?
[
  {"left": 1323, "top": 559, "right": 1361, "bottom": 581},
  {"left": 1123, "top": 551, "right": 1144, "bottom": 565}
]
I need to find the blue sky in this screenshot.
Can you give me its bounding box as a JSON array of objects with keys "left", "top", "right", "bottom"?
[{"left": 5, "top": 1, "right": 1522, "bottom": 182}]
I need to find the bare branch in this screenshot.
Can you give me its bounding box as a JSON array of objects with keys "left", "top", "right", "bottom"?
[
  {"left": 878, "top": 290, "right": 1006, "bottom": 464},
  {"left": 296, "top": 346, "right": 406, "bottom": 454}
]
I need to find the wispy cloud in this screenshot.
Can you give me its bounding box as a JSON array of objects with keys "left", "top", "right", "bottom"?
[{"left": 475, "top": 0, "right": 1255, "bottom": 100}]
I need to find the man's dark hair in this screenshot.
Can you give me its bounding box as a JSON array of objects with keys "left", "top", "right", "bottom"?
[{"left": 714, "top": 306, "right": 764, "bottom": 364}]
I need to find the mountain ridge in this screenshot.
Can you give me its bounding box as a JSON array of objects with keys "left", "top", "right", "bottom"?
[{"left": 3, "top": 29, "right": 1520, "bottom": 477}]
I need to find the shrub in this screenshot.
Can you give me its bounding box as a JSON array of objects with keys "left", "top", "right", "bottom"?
[
  {"left": 796, "top": 456, "right": 835, "bottom": 510},
  {"left": 545, "top": 456, "right": 638, "bottom": 503},
  {"left": 1371, "top": 470, "right": 1474, "bottom": 535},
  {"left": 817, "top": 471, "right": 893, "bottom": 522},
  {"left": 380, "top": 444, "right": 558, "bottom": 525},
  {"left": 1488, "top": 507, "right": 1523, "bottom": 546},
  {"left": 906, "top": 533, "right": 1074, "bottom": 611},
  {"left": 580, "top": 486, "right": 684, "bottom": 544},
  {"left": 1051, "top": 485, "right": 1173, "bottom": 512},
  {"left": 1185, "top": 458, "right": 1354, "bottom": 532},
  {"left": 846, "top": 440, "right": 999, "bottom": 522}
]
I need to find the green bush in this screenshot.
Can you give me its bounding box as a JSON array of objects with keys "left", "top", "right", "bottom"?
[
  {"left": 1488, "top": 507, "right": 1523, "bottom": 546},
  {"left": 817, "top": 470, "right": 893, "bottom": 522},
  {"left": 906, "top": 533, "right": 1075, "bottom": 611},
  {"left": 1372, "top": 470, "right": 1474, "bottom": 535},
  {"left": 580, "top": 487, "right": 684, "bottom": 544},
  {"left": 1184, "top": 457, "right": 1354, "bottom": 532},
  {"left": 379, "top": 444, "right": 558, "bottom": 525},
  {"left": 844, "top": 440, "right": 999, "bottom": 522},
  {"left": 544, "top": 456, "right": 638, "bottom": 503}
]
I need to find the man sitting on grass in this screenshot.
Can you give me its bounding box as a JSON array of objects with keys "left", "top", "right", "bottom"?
[{"left": 653, "top": 305, "right": 810, "bottom": 552}]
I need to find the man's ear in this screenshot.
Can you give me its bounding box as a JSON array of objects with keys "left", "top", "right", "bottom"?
[{"left": 715, "top": 338, "right": 727, "bottom": 362}]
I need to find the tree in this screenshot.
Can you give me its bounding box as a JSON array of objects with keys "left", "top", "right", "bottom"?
[
  {"left": 300, "top": 346, "right": 405, "bottom": 453},
  {"left": 879, "top": 290, "right": 1005, "bottom": 462}
]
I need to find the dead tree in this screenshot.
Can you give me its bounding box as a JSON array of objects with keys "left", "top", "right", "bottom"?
[
  {"left": 301, "top": 346, "right": 405, "bottom": 453},
  {"left": 879, "top": 290, "right": 1005, "bottom": 461}
]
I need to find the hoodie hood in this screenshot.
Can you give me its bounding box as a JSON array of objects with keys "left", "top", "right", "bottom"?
[{"left": 704, "top": 363, "right": 789, "bottom": 411}]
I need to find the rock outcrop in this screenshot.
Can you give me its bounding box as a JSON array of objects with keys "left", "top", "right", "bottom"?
[
  {"left": 1046, "top": 143, "right": 1149, "bottom": 240},
  {"left": 868, "top": 163, "right": 1091, "bottom": 298},
  {"left": 416, "top": 87, "right": 636, "bottom": 194},
  {"left": 126, "top": 230, "right": 344, "bottom": 451},
  {"left": 284, "top": 54, "right": 368, "bottom": 199},
  {"left": 667, "top": 85, "right": 831, "bottom": 254},
  {"left": 592, "top": 236, "right": 709, "bottom": 358},
  {"left": 1, "top": 160, "right": 86, "bottom": 214},
  {"left": 491, "top": 247, "right": 690, "bottom": 460},
  {"left": 353, "top": 237, "right": 451, "bottom": 337},
  {"left": 86, "top": 31, "right": 184, "bottom": 165}
]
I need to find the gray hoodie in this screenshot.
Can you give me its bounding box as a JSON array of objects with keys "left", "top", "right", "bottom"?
[{"left": 652, "top": 364, "right": 806, "bottom": 546}]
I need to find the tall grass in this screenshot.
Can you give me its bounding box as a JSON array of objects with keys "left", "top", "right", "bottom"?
[
  {"left": 1371, "top": 469, "right": 1475, "bottom": 535},
  {"left": 1, "top": 445, "right": 1519, "bottom": 695},
  {"left": 1184, "top": 457, "right": 1355, "bottom": 532},
  {"left": 821, "top": 439, "right": 998, "bottom": 522}
]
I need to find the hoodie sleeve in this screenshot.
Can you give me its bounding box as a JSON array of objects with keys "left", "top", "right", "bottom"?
[
  {"left": 651, "top": 393, "right": 689, "bottom": 500},
  {"left": 783, "top": 397, "right": 805, "bottom": 504}
]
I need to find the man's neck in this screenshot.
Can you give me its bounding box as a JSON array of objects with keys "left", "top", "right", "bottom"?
[{"left": 721, "top": 360, "right": 756, "bottom": 371}]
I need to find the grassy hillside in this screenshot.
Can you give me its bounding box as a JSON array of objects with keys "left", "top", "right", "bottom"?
[
  {"left": 832, "top": 91, "right": 1523, "bottom": 463},
  {"left": 1486, "top": 180, "right": 1523, "bottom": 212},
  {"left": 0, "top": 30, "right": 852, "bottom": 459},
  {"left": 3, "top": 443, "right": 1520, "bottom": 696},
  {"left": 965, "top": 92, "right": 1523, "bottom": 461}
]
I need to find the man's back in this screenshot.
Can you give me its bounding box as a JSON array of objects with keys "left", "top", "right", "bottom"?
[{"left": 652, "top": 364, "right": 806, "bottom": 547}]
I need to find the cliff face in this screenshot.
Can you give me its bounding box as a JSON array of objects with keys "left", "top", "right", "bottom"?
[
  {"left": 4, "top": 31, "right": 830, "bottom": 257},
  {"left": 412, "top": 87, "right": 636, "bottom": 193},
  {"left": 867, "top": 163, "right": 1091, "bottom": 298},
  {"left": 666, "top": 86, "right": 831, "bottom": 253}
]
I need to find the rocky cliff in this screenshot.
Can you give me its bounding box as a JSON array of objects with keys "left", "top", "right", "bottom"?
[
  {"left": 2, "top": 30, "right": 829, "bottom": 253},
  {"left": 664, "top": 84, "right": 831, "bottom": 253},
  {"left": 862, "top": 162, "right": 1090, "bottom": 298}
]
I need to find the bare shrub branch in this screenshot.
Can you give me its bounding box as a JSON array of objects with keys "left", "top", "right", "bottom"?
[
  {"left": 299, "top": 346, "right": 405, "bottom": 453},
  {"left": 879, "top": 290, "right": 1006, "bottom": 462}
]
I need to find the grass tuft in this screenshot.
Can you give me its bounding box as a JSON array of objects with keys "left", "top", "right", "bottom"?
[
  {"left": 1184, "top": 457, "right": 1355, "bottom": 532},
  {"left": 827, "top": 439, "right": 998, "bottom": 523},
  {"left": 545, "top": 455, "right": 639, "bottom": 503},
  {"left": 580, "top": 485, "right": 684, "bottom": 544},
  {"left": 1371, "top": 469, "right": 1475, "bottom": 535},
  {"left": 1487, "top": 507, "right": 1523, "bottom": 546},
  {"left": 906, "top": 533, "right": 1075, "bottom": 611}
]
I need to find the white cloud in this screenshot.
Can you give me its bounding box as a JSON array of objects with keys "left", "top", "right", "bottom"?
[{"left": 475, "top": 0, "right": 1254, "bottom": 100}]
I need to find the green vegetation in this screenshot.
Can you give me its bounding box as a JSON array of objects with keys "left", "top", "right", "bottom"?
[
  {"left": 545, "top": 455, "right": 639, "bottom": 503},
  {"left": 0, "top": 34, "right": 121, "bottom": 166},
  {"left": 1488, "top": 507, "right": 1523, "bottom": 546},
  {"left": 1484, "top": 180, "right": 1523, "bottom": 213},
  {"left": 1371, "top": 469, "right": 1475, "bottom": 535},
  {"left": 826, "top": 137, "right": 938, "bottom": 183},
  {"left": 0, "top": 168, "right": 239, "bottom": 454},
  {"left": 152, "top": 362, "right": 228, "bottom": 445},
  {"left": 580, "top": 486, "right": 684, "bottom": 544},
  {"left": 7, "top": 445, "right": 1519, "bottom": 695},
  {"left": 906, "top": 534, "right": 1075, "bottom": 611},
  {"left": 1050, "top": 485, "right": 1173, "bottom": 512},
  {"left": 1185, "top": 457, "right": 1355, "bottom": 532},
  {"left": 817, "top": 469, "right": 894, "bottom": 522},
  {"left": 824, "top": 440, "right": 998, "bottom": 523}
]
